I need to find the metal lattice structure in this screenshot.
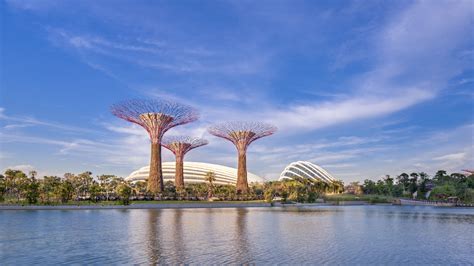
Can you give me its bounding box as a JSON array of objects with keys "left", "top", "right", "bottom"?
[
  {"left": 208, "top": 121, "right": 276, "bottom": 193},
  {"left": 111, "top": 99, "right": 198, "bottom": 194},
  {"left": 279, "top": 161, "right": 337, "bottom": 183},
  {"left": 162, "top": 136, "right": 208, "bottom": 189}
]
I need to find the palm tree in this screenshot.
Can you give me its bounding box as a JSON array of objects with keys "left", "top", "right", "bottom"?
[{"left": 204, "top": 171, "right": 216, "bottom": 199}]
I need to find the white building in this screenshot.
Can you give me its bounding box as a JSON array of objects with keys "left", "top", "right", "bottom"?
[
  {"left": 126, "top": 161, "right": 266, "bottom": 185},
  {"left": 279, "top": 161, "right": 337, "bottom": 183}
]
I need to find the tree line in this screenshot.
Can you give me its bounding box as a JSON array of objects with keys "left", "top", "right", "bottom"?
[
  {"left": 0, "top": 169, "right": 344, "bottom": 205},
  {"left": 354, "top": 170, "right": 474, "bottom": 203}
]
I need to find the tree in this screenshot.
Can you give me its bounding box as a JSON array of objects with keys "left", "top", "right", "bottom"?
[
  {"left": 363, "top": 179, "right": 377, "bottom": 194},
  {"left": 430, "top": 184, "right": 456, "bottom": 200},
  {"left": 0, "top": 174, "right": 6, "bottom": 202},
  {"left": 111, "top": 99, "right": 199, "bottom": 194},
  {"left": 204, "top": 171, "right": 216, "bottom": 199},
  {"left": 116, "top": 182, "right": 132, "bottom": 205},
  {"left": 417, "top": 172, "right": 431, "bottom": 197},
  {"left": 384, "top": 175, "right": 394, "bottom": 196},
  {"left": 98, "top": 174, "right": 114, "bottom": 200},
  {"left": 57, "top": 180, "right": 74, "bottom": 203},
  {"left": 408, "top": 173, "right": 419, "bottom": 194},
  {"left": 162, "top": 136, "right": 208, "bottom": 190},
  {"left": 131, "top": 180, "right": 148, "bottom": 198},
  {"left": 433, "top": 170, "right": 448, "bottom": 184},
  {"left": 397, "top": 173, "right": 410, "bottom": 193},
  {"left": 4, "top": 169, "right": 29, "bottom": 202},
  {"left": 40, "top": 176, "right": 61, "bottom": 203},
  {"left": 25, "top": 178, "right": 40, "bottom": 204},
  {"left": 89, "top": 181, "right": 102, "bottom": 202},
  {"left": 208, "top": 121, "right": 276, "bottom": 193},
  {"left": 77, "top": 172, "right": 94, "bottom": 200}
]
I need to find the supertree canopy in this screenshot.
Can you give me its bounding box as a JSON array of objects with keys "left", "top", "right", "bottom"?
[
  {"left": 162, "top": 136, "right": 208, "bottom": 189},
  {"left": 208, "top": 121, "right": 276, "bottom": 193},
  {"left": 111, "top": 99, "right": 198, "bottom": 194}
]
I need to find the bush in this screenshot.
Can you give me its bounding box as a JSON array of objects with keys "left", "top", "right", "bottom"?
[
  {"left": 116, "top": 183, "right": 132, "bottom": 205},
  {"left": 430, "top": 184, "right": 456, "bottom": 200}
]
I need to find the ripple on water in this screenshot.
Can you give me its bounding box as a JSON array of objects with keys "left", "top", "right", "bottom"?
[{"left": 0, "top": 206, "right": 473, "bottom": 264}]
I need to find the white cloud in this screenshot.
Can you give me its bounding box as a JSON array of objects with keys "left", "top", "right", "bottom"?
[
  {"left": 268, "top": 89, "right": 433, "bottom": 131},
  {"left": 0, "top": 108, "right": 97, "bottom": 134},
  {"left": 2, "top": 1, "right": 472, "bottom": 182},
  {"left": 433, "top": 152, "right": 467, "bottom": 161},
  {"left": 266, "top": 0, "right": 471, "bottom": 133}
]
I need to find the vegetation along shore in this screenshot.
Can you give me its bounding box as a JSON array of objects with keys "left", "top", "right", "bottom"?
[{"left": 1, "top": 169, "right": 472, "bottom": 207}]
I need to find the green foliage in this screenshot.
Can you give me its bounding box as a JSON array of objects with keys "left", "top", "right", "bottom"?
[
  {"left": 3, "top": 167, "right": 473, "bottom": 205},
  {"left": 0, "top": 174, "right": 5, "bottom": 202},
  {"left": 25, "top": 178, "right": 40, "bottom": 204},
  {"left": 361, "top": 171, "right": 473, "bottom": 203},
  {"left": 430, "top": 184, "right": 456, "bottom": 200},
  {"left": 57, "top": 180, "right": 74, "bottom": 203},
  {"left": 116, "top": 183, "right": 132, "bottom": 205}
]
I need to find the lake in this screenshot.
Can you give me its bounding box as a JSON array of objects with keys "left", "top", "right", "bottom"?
[{"left": 1, "top": 205, "right": 473, "bottom": 264}]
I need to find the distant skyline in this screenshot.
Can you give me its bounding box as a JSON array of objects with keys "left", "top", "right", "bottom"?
[{"left": 1, "top": 0, "right": 473, "bottom": 182}]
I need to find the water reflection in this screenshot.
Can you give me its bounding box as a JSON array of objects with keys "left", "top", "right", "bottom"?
[
  {"left": 146, "top": 210, "right": 162, "bottom": 264},
  {"left": 1, "top": 206, "right": 473, "bottom": 265},
  {"left": 171, "top": 209, "right": 186, "bottom": 262},
  {"left": 233, "top": 208, "right": 250, "bottom": 264}
]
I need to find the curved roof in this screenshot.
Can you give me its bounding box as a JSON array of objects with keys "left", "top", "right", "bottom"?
[
  {"left": 126, "top": 161, "right": 266, "bottom": 185},
  {"left": 279, "top": 161, "right": 337, "bottom": 183}
]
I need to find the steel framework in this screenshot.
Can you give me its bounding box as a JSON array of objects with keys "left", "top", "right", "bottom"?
[
  {"left": 111, "top": 99, "right": 198, "bottom": 194},
  {"left": 208, "top": 121, "right": 276, "bottom": 193},
  {"left": 162, "top": 136, "right": 208, "bottom": 189}
]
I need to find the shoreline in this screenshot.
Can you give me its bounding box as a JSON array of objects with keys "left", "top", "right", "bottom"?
[
  {"left": 0, "top": 201, "right": 375, "bottom": 210},
  {"left": 0, "top": 202, "right": 272, "bottom": 210},
  {"left": 2, "top": 201, "right": 470, "bottom": 210}
]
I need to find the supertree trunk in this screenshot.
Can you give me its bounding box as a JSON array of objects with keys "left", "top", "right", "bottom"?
[
  {"left": 148, "top": 142, "right": 164, "bottom": 193},
  {"left": 110, "top": 99, "right": 199, "bottom": 195},
  {"left": 175, "top": 154, "right": 185, "bottom": 190},
  {"left": 236, "top": 149, "right": 249, "bottom": 193},
  {"left": 162, "top": 136, "right": 208, "bottom": 190},
  {"left": 208, "top": 121, "right": 276, "bottom": 193}
]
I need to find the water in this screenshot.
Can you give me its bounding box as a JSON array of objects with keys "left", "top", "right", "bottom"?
[{"left": 1, "top": 205, "right": 473, "bottom": 265}]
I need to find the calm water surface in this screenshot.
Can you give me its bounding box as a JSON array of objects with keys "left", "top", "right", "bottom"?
[{"left": 1, "top": 205, "right": 473, "bottom": 265}]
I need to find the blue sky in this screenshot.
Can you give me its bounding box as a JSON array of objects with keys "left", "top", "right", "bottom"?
[{"left": 0, "top": 0, "right": 473, "bottom": 182}]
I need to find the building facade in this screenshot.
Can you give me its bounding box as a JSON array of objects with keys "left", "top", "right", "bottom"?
[
  {"left": 279, "top": 161, "right": 337, "bottom": 183},
  {"left": 126, "top": 161, "right": 266, "bottom": 185}
]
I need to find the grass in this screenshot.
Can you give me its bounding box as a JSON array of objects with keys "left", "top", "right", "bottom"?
[{"left": 324, "top": 194, "right": 393, "bottom": 204}]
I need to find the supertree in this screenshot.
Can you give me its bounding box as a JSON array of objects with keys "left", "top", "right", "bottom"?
[
  {"left": 208, "top": 121, "right": 276, "bottom": 193},
  {"left": 111, "top": 99, "right": 198, "bottom": 194},
  {"left": 162, "top": 136, "right": 208, "bottom": 189}
]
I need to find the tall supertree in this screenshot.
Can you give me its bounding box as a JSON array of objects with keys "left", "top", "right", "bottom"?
[
  {"left": 111, "top": 99, "right": 198, "bottom": 194},
  {"left": 208, "top": 121, "right": 276, "bottom": 193},
  {"left": 162, "top": 136, "right": 208, "bottom": 189}
]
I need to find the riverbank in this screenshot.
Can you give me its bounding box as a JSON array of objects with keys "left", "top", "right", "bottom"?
[
  {"left": 0, "top": 201, "right": 272, "bottom": 210},
  {"left": 0, "top": 200, "right": 392, "bottom": 210},
  {"left": 324, "top": 194, "right": 393, "bottom": 203}
]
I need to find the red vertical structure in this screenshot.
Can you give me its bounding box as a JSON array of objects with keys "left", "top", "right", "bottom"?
[
  {"left": 111, "top": 99, "right": 198, "bottom": 194},
  {"left": 162, "top": 136, "right": 208, "bottom": 189},
  {"left": 208, "top": 121, "right": 276, "bottom": 193}
]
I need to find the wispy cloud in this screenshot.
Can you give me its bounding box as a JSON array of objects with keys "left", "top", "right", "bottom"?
[
  {"left": 433, "top": 152, "right": 467, "bottom": 162},
  {"left": 267, "top": 90, "right": 433, "bottom": 131},
  {"left": 2, "top": 1, "right": 472, "bottom": 182},
  {"left": 47, "top": 28, "right": 271, "bottom": 76},
  {"left": 0, "top": 107, "right": 98, "bottom": 134},
  {"left": 266, "top": 0, "right": 471, "bottom": 133}
]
